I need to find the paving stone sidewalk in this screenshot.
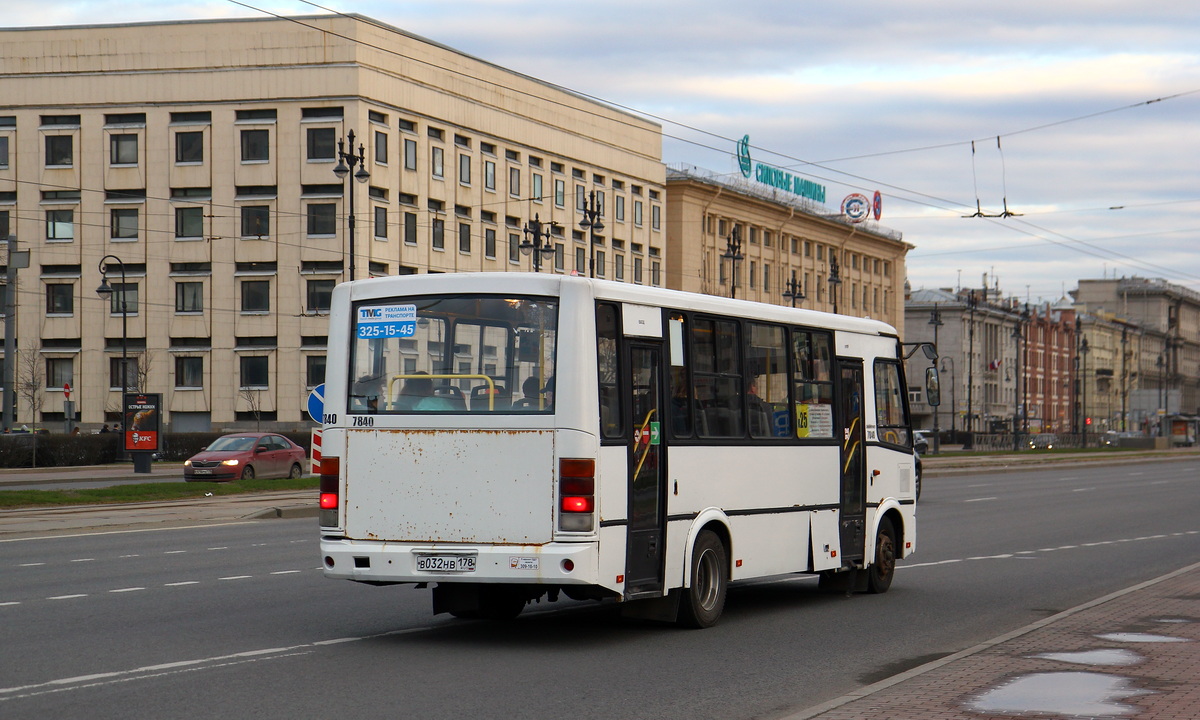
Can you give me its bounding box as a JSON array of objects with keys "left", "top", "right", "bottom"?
[{"left": 791, "top": 561, "right": 1200, "bottom": 720}]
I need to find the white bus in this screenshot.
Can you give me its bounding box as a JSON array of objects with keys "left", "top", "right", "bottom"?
[{"left": 319, "top": 273, "right": 930, "bottom": 627}]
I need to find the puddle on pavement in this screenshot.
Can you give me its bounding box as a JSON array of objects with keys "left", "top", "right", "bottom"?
[
  {"left": 1096, "top": 632, "right": 1189, "bottom": 643},
  {"left": 966, "top": 671, "right": 1150, "bottom": 717},
  {"left": 1033, "top": 649, "right": 1142, "bottom": 666}
]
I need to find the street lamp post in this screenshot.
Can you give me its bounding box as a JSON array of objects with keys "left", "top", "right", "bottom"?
[
  {"left": 520, "top": 214, "right": 559, "bottom": 272},
  {"left": 964, "top": 290, "right": 978, "bottom": 445},
  {"left": 941, "top": 356, "right": 956, "bottom": 437},
  {"left": 1080, "top": 335, "right": 1090, "bottom": 448},
  {"left": 782, "top": 274, "right": 805, "bottom": 307},
  {"left": 722, "top": 226, "right": 743, "bottom": 299},
  {"left": 95, "top": 255, "right": 137, "bottom": 465},
  {"left": 333, "top": 129, "right": 370, "bottom": 282},
  {"left": 579, "top": 191, "right": 604, "bottom": 278},
  {"left": 1011, "top": 314, "right": 1024, "bottom": 451},
  {"left": 828, "top": 253, "right": 842, "bottom": 314},
  {"left": 929, "top": 305, "right": 943, "bottom": 453}
]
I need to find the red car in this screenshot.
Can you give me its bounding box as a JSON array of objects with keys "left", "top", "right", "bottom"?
[{"left": 184, "top": 433, "right": 307, "bottom": 481}]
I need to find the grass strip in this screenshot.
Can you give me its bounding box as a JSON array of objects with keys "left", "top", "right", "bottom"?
[{"left": 0, "top": 476, "right": 318, "bottom": 509}]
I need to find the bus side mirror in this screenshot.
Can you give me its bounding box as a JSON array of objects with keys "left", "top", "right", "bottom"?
[{"left": 925, "top": 367, "right": 941, "bottom": 407}]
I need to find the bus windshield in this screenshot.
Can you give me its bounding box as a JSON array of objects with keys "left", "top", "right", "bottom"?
[{"left": 348, "top": 294, "right": 558, "bottom": 414}]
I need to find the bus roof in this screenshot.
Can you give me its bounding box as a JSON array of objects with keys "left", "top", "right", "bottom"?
[{"left": 343, "top": 272, "right": 899, "bottom": 339}]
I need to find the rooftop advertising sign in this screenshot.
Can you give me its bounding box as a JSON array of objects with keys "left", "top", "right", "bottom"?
[{"left": 736, "top": 135, "right": 827, "bottom": 204}]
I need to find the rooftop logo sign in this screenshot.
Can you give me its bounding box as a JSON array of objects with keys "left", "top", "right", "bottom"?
[{"left": 735, "top": 135, "right": 826, "bottom": 204}]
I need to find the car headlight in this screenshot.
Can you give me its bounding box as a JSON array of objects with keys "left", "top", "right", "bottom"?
[
  {"left": 184, "top": 459, "right": 192, "bottom": 467},
  {"left": 221, "top": 459, "right": 241, "bottom": 466}
]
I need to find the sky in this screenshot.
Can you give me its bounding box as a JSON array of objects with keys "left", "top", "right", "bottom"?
[{"left": 8, "top": 1, "right": 1200, "bottom": 303}]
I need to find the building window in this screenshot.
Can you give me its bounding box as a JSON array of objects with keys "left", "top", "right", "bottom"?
[
  {"left": 485, "top": 160, "right": 496, "bottom": 191},
  {"left": 0, "top": 136, "right": 8, "bottom": 168},
  {"left": 459, "top": 154, "right": 471, "bottom": 185},
  {"left": 241, "top": 206, "right": 270, "bottom": 237},
  {"left": 240, "top": 280, "right": 270, "bottom": 313},
  {"left": 46, "top": 357, "right": 73, "bottom": 389},
  {"left": 45, "top": 284, "right": 73, "bottom": 315},
  {"left": 106, "top": 283, "right": 138, "bottom": 315},
  {"left": 431, "top": 146, "right": 444, "bottom": 178},
  {"left": 615, "top": 195, "right": 625, "bottom": 221},
  {"left": 373, "top": 206, "right": 388, "bottom": 239},
  {"left": 239, "top": 356, "right": 269, "bottom": 389},
  {"left": 175, "top": 356, "right": 204, "bottom": 389},
  {"left": 575, "top": 247, "right": 586, "bottom": 274},
  {"left": 458, "top": 223, "right": 471, "bottom": 253},
  {"left": 634, "top": 257, "right": 643, "bottom": 284},
  {"left": 532, "top": 174, "right": 543, "bottom": 203},
  {"left": 46, "top": 209, "right": 74, "bottom": 241},
  {"left": 615, "top": 254, "right": 624, "bottom": 281},
  {"left": 404, "top": 138, "right": 417, "bottom": 170},
  {"left": 596, "top": 251, "right": 606, "bottom": 277},
  {"left": 509, "top": 167, "right": 521, "bottom": 197},
  {"left": 432, "top": 218, "right": 445, "bottom": 249},
  {"left": 175, "top": 281, "right": 203, "bottom": 313},
  {"left": 404, "top": 212, "right": 417, "bottom": 245},
  {"left": 555, "top": 179, "right": 565, "bottom": 207},
  {"left": 175, "top": 131, "right": 204, "bottom": 163},
  {"left": 240, "top": 129, "right": 269, "bottom": 162},
  {"left": 111, "top": 208, "right": 138, "bottom": 240},
  {"left": 374, "top": 130, "right": 387, "bottom": 164},
  {"left": 109, "top": 357, "right": 138, "bottom": 390},
  {"left": 172, "top": 206, "right": 203, "bottom": 239},
  {"left": 306, "top": 279, "right": 335, "bottom": 313},
  {"left": 306, "top": 127, "right": 336, "bottom": 161},
  {"left": 307, "top": 204, "right": 336, "bottom": 236},
  {"left": 484, "top": 228, "right": 496, "bottom": 259},
  {"left": 45, "top": 135, "right": 73, "bottom": 166},
  {"left": 651, "top": 261, "right": 661, "bottom": 286},
  {"left": 652, "top": 205, "right": 661, "bottom": 230},
  {"left": 508, "top": 232, "right": 520, "bottom": 263},
  {"left": 306, "top": 355, "right": 326, "bottom": 388},
  {"left": 634, "top": 200, "right": 644, "bottom": 226},
  {"left": 110, "top": 134, "right": 138, "bottom": 165}
]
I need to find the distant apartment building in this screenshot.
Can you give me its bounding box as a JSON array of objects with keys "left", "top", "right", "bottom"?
[{"left": 0, "top": 15, "right": 666, "bottom": 430}]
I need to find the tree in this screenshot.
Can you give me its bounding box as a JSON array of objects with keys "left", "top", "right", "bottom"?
[
  {"left": 15, "top": 349, "right": 45, "bottom": 467},
  {"left": 239, "top": 386, "right": 263, "bottom": 431}
]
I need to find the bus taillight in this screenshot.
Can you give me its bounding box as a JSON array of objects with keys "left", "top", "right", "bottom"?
[
  {"left": 319, "top": 457, "right": 340, "bottom": 527},
  {"left": 559, "top": 458, "right": 595, "bottom": 532}
]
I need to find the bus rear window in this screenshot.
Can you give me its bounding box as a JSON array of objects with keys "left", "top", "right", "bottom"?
[{"left": 349, "top": 294, "right": 557, "bottom": 414}]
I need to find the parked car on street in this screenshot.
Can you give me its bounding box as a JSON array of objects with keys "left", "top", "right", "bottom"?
[{"left": 183, "top": 432, "right": 306, "bottom": 481}]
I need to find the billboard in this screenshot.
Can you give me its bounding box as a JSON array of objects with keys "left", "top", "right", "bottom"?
[{"left": 124, "top": 392, "right": 161, "bottom": 452}]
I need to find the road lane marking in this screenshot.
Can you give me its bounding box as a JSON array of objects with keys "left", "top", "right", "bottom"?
[
  {"left": 965, "top": 497, "right": 998, "bottom": 503},
  {"left": 0, "top": 601, "right": 20, "bottom": 607},
  {"left": 270, "top": 570, "right": 301, "bottom": 575},
  {"left": 47, "top": 594, "right": 87, "bottom": 600},
  {"left": 163, "top": 550, "right": 187, "bottom": 555},
  {"left": 219, "top": 575, "right": 251, "bottom": 581},
  {"left": 109, "top": 587, "right": 144, "bottom": 593},
  {"left": 0, "top": 522, "right": 258, "bottom": 544},
  {"left": 18, "top": 563, "right": 45, "bottom": 567},
  {"left": 164, "top": 581, "right": 199, "bottom": 587},
  {"left": 70, "top": 558, "right": 95, "bottom": 563},
  {"left": 901, "top": 529, "right": 1199, "bottom": 570}
]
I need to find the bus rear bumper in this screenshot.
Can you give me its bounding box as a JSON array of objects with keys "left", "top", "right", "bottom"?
[{"left": 320, "top": 538, "right": 602, "bottom": 586}]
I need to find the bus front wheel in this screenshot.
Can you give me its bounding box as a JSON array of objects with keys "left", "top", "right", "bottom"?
[
  {"left": 867, "top": 517, "right": 896, "bottom": 594},
  {"left": 678, "top": 530, "right": 728, "bottom": 629}
]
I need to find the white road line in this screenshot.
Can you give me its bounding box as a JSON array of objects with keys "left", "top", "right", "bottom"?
[
  {"left": 965, "top": 497, "right": 998, "bottom": 503},
  {"left": 270, "top": 570, "right": 301, "bottom": 575},
  {"left": 0, "top": 601, "right": 20, "bottom": 607},
  {"left": 900, "top": 530, "right": 1199, "bottom": 571},
  {"left": 109, "top": 588, "right": 144, "bottom": 593},
  {"left": 207, "top": 547, "right": 229, "bottom": 551},
  {"left": 219, "top": 575, "right": 251, "bottom": 581},
  {"left": 0, "top": 521, "right": 257, "bottom": 544},
  {"left": 18, "top": 563, "right": 45, "bottom": 567},
  {"left": 47, "top": 594, "right": 87, "bottom": 600},
  {"left": 1072, "top": 488, "right": 1096, "bottom": 493},
  {"left": 119, "top": 554, "right": 140, "bottom": 558},
  {"left": 163, "top": 550, "right": 187, "bottom": 555},
  {"left": 164, "top": 581, "right": 199, "bottom": 587},
  {"left": 70, "top": 558, "right": 95, "bottom": 563}
]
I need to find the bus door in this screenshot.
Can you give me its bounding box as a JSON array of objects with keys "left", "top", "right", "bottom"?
[
  {"left": 837, "top": 359, "right": 866, "bottom": 564},
  {"left": 625, "top": 342, "right": 666, "bottom": 597}
]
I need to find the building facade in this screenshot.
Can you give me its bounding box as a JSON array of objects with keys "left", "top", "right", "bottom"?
[
  {"left": 0, "top": 15, "right": 667, "bottom": 431},
  {"left": 665, "top": 165, "right": 909, "bottom": 327}
]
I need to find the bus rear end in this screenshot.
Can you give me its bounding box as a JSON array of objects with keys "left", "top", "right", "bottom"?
[{"left": 318, "top": 275, "right": 611, "bottom": 619}]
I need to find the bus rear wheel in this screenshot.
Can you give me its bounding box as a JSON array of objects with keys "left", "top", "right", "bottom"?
[
  {"left": 677, "top": 530, "right": 727, "bottom": 629},
  {"left": 867, "top": 517, "right": 896, "bottom": 594}
]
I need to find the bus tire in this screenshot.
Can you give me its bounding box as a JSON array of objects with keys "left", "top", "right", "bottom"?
[
  {"left": 678, "top": 530, "right": 727, "bottom": 629},
  {"left": 867, "top": 517, "right": 896, "bottom": 594}
]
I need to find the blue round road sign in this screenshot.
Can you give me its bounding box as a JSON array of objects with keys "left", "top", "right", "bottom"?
[{"left": 307, "top": 384, "right": 325, "bottom": 424}]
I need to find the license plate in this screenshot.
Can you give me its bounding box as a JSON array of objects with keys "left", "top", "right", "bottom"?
[
  {"left": 416, "top": 555, "right": 476, "bottom": 573},
  {"left": 194, "top": 468, "right": 212, "bottom": 475}
]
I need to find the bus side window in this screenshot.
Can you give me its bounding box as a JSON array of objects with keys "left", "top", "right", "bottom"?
[{"left": 596, "top": 303, "right": 624, "bottom": 440}]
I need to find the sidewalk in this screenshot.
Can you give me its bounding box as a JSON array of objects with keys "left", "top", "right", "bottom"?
[{"left": 791, "top": 561, "right": 1200, "bottom": 719}]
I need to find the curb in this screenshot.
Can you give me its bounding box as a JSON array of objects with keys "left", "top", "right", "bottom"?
[
  {"left": 783, "top": 559, "right": 1200, "bottom": 720},
  {"left": 243, "top": 504, "right": 319, "bottom": 520}
]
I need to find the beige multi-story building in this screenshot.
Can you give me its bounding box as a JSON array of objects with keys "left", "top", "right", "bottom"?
[
  {"left": 665, "top": 164, "right": 909, "bottom": 328},
  {"left": 0, "top": 15, "right": 666, "bottom": 431}
]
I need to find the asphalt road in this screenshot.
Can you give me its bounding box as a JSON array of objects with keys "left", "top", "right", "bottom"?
[{"left": 2, "top": 458, "right": 1198, "bottom": 720}]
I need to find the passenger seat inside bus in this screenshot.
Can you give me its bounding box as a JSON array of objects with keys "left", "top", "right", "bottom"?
[
  {"left": 470, "top": 384, "right": 510, "bottom": 411},
  {"left": 433, "top": 384, "right": 467, "bottom": 411}
]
